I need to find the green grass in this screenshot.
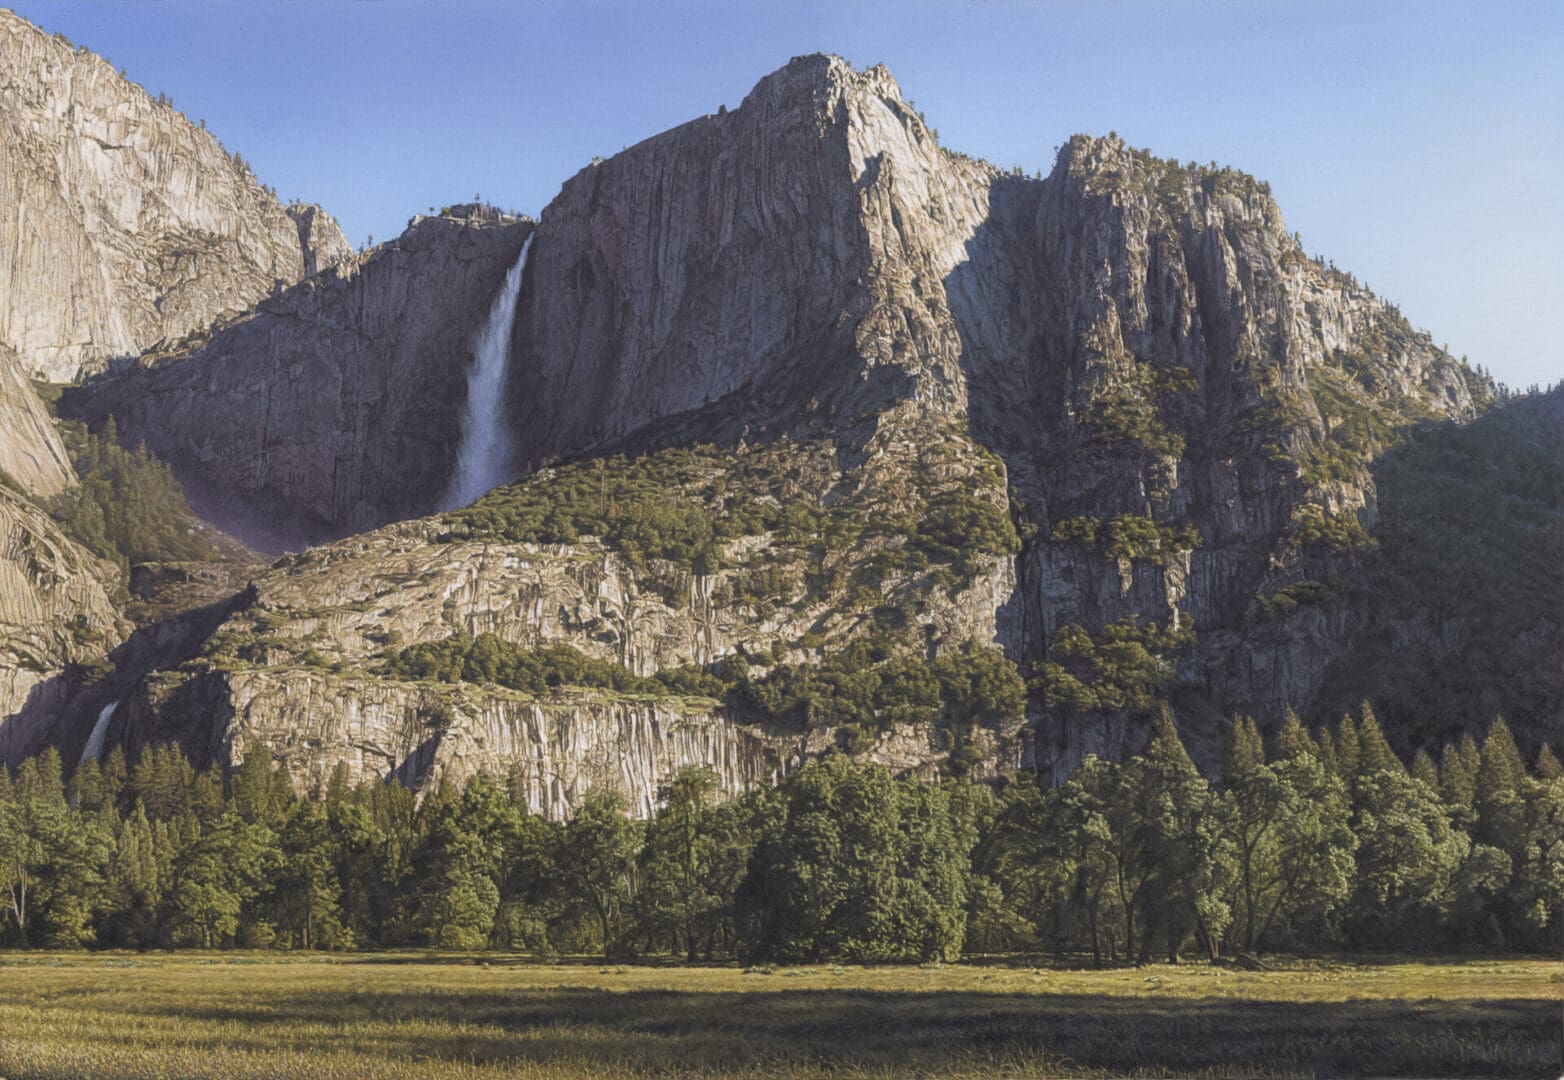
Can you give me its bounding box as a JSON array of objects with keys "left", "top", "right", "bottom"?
[{"left": 0, "top": 955, "right": 1555, "bottom": 1078}]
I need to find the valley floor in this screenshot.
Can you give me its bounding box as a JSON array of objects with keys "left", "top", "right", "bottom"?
[{"left": 0, "top": 954, "right": 1556, "bottom": 1079}]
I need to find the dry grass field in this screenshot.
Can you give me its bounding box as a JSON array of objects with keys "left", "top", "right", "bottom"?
[{"left": 0, "top": 954, "right": 1557, "bottom": 1078}]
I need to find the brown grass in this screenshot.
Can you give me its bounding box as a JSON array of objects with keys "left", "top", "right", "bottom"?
[{"left": 0, "top": 954, "right": 1557, "bottom": 1078}]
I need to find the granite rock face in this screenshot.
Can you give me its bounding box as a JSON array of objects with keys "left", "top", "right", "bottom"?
[
  {"left": 67, "top": 211, "right": 534, "bottom": 547},
  {"left": 116, "top": 669, "right": 795, "bottom": 820},
  {"left": 506, "top": 56, "right": 1482, "bottom": 772},
  {"left": 0, "top": 343, "right": 73, "bottom": 498},
  {"left": 0, "top": 11, "right": 349, "bottom": 382},
  {"left": 23, "top": 54, "right": 1513, "bottom": 808},
  {"left": 93, "top": 461, "right": 1026, "bottom": 813},
  {"left": 0, "top": 486, "right": 126, "bottom": 758}
]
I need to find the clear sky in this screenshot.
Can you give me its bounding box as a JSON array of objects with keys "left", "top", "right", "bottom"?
[{"left": 12, "top": 0, "right": 1561, "bottom": 389}]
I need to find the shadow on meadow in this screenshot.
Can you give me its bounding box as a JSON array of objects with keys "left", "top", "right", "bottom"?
[{"left": 108, "top": 983, "right": 1558, "bottom": 1078}]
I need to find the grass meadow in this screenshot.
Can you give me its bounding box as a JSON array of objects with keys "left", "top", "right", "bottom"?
[{"left": 0, "top": 954, "right": 1557, "bottom": 1078}]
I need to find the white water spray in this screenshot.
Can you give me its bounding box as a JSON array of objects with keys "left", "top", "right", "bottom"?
[
  {"left": 79, "top": 701, "right": 118, "bottom": 767},
  {"left": 442, "top": 233, "right": 533, "bottom": 510}
]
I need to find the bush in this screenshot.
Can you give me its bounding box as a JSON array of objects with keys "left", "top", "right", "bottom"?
[
  {"left": 385, "top": 632, "right": 666, "bottom": 697},
  {"left": 1052, "top": 513, "right": 1200, "bottom": 565},
  {"left": 1040, "top": 617, "right": 1195, "bottom": 718},
  {"left": 1288, "top": 504, "right": 1373, "bottom": 553}
]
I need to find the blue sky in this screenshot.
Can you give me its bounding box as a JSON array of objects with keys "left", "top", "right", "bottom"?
[{"left": 13, "top": 0, "right": 1561, "bottom": 389}]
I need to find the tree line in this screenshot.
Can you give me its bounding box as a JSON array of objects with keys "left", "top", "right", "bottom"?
[{"left": 1, "top": 706, "right": 1558, "bottom": 961}]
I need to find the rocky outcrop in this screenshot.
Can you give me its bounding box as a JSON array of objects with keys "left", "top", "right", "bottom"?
[
  {"left": 942, "top": 135, "right": 1486, "bottom": 770},
  {"left": 505, "top": 55, "right": 1483, "bottom": 768},
  {"left": 32, "top": 54, "right": 1516, "bottom": 795},
  {"left": 286, "top": 203, "right": 345, "bottom": 278},
  {"left": 113, "top": 669, "right": 796, "bottom": 818},
  {"left": 0, "top": 343, "right": 73, "bottom": 497},
  {"left": 81, "top": 443, "right": 1027, "bottom": 812},
  {"left": 0, "top": 486, "right": 126, "bottom": 759},
  {"left": 0, "top": 11, "right": 349, "bottom": 382},
  {"left": 66, "top": 211, "right": 534, "bottom": 547}
]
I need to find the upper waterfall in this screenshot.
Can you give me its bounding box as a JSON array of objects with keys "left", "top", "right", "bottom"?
[{"left": 441, "top": 232, "right": 533, "bottom": 510}]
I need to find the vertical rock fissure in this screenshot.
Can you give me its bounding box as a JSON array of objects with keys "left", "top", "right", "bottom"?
[{"left": 442, "top": 232, "right": 533, "bottom": 510}]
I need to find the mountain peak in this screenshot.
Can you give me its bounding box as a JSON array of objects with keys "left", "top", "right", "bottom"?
[{"left": 0, "top": 9, "right": 348, "bottom": 381}]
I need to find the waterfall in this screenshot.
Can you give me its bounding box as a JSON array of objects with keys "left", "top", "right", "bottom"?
[
  {"left": 442, "top": 233, "right": 534, "bottom": 510},
  {"left": 79, "top": 701, "right": 118, "bottom": 767}
]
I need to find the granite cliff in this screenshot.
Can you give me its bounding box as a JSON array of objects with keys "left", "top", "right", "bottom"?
[
  {"left": 0, "top": 483, "right": 126, "bottom": 759},
  {"left": 10, "top": 51, "right": 1549, "bottom": 814},
  {"left": 67, "top": 207, "right": 534, "bottom": 547},
  {"left": 0, "top": 10, "right": 349, "bottom": 382},
  {"left": 0, "top": 342, "right": 73, "bottom": 498}
]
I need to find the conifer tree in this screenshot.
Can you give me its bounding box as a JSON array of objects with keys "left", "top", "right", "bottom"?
[
  {"left": 1222, "top": 716, "right": 1265, "bottom": 784},
  {"left": 1536, "top": 745, "right": 1563, "bottom": 781},
  {"left": 1315, "top": 727, "right": 1338, "bottom": 775},
  {"left": 1274, "top": 708, "right": 1316, "bottom": 760},
  {"left": 1355, "top": 704, "right": 1404, "bottom": 779},
  {"left": 1334, "top": 715, "right": 1360, "bottom": 780}
]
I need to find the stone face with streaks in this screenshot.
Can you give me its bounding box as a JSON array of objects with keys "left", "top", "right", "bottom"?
[
  {"left": 66, "top": 211, "right": 534, "bottom": 547},
  {"left": 0, "top": 11, "right": 349, "bottom": 382},
  {"left": 0, "top": 343, "right": 73, "bottom": 498},
  {"left": 0, "top": 486, "right": 127, "bottom": 758},
  {"left": 12, "top": 52, "right": 1512, "bottom": 811}
]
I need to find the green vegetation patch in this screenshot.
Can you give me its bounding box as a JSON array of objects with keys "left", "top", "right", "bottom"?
[
  {"left": 1040, "top": 617, "right": 1195, "bottom": 718},
  {"left": 729, "top": 635, "right": 1024, "bottom": 769},
  {"left": 1287, "top": 504, "right": 1374, "bottom": 553},
  {"left": 379, "top": 629, "right": 1026, "bottom": 773},
  {"left": 1051, "top": 513, "right": 1200, "bottom": 565},
  {"left": 48, "top": 417, "right": 222, "bottom": 574},
  {"left": 1085, "top": 361, "right": 1193, "bottom": 459},
  {"left": 440, "top": 436, "right": 1019, "bottom": 597},
  {"left": 1256, "top": 579, "right": 1334, "bottom": 619},
  {"left": 1320, "top": 388, "right": 1564, "bottom": 749},
  {"left": 386, "top": 632, "right": 669, "bottom": 698}
]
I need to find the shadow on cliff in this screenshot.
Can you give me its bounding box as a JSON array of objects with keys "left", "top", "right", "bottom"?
[
  {"left": 99, "top": 978, "right": 1555, "bottom": 1077},
  {"left": 0, "top": 585, "right": 255, "bottom": 772},
  {"left": 1309, "top": 387, "right": 1564, "bottom": 756},
  {"left": 938, "top": 173, "right": 1057, "bottom": 670}
]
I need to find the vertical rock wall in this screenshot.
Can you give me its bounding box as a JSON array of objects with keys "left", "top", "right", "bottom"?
[{"left": 0, "top": 11, "right": 350, "bottom": 382}]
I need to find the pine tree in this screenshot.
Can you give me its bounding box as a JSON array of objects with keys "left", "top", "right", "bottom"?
[
  {"left": 100, "top": 803, "right": 162, "bottom": 948},
  {"left": 190, "top": 766, "right": 226, "bottom": 826},
  {"left": 1315, "top": 728, "right": 1338, "bottom": 775},
  {"left": 1476, "top": 718, "right": 1528, "bottom": 802},
  {"left": 101, "top": 747, "right": 129, "bottom": 814},
  {"left": 1355, "top": 704, "right": 1404, "bottom": 779},
  {"left": 1473, "top": 718, "right": 1530, "bottom": 854},
  {"left": 277, "top": 800, "right": 347, "bottom": 949},
  {"left": 1334, "top": 715, "right": 1360, "bottom": 780},
  {"left": 1536, "top": 745, "right": 1563, "bottom": 781},
  {"left": 1274, "top": 708, "right": 1317, "bottom": 760},
  {"left": 1223, "top": 716, "right": 1265, "bottom": 784},
  {"left": 1440, "top": 738, "right": 1478, "bottom": 810},
  {"left": 1105, "top": 710, "right": 1225, "bottom": 963}
]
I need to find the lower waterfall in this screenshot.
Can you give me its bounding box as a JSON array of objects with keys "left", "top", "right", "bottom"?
[
  {"left": 441, "top": 232, "right": 534, "bottom": 510},
  {"left": 79, "top": 700, "right": 118, "bottom": 766}
]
